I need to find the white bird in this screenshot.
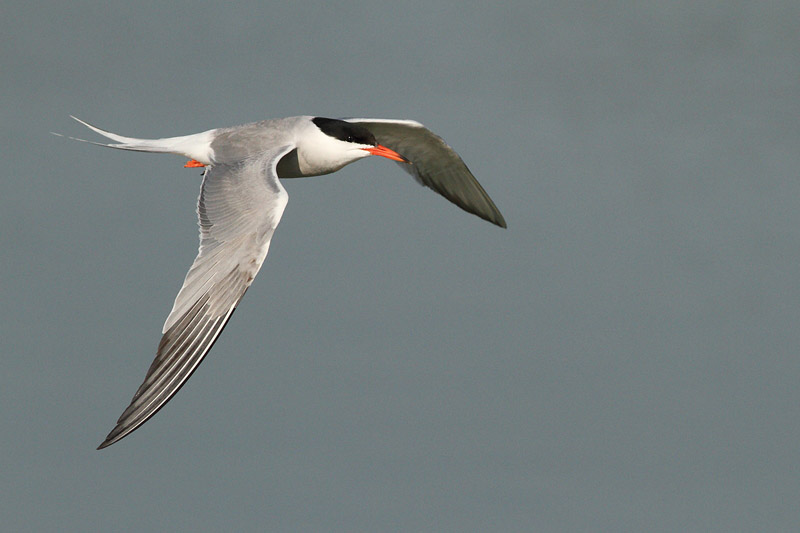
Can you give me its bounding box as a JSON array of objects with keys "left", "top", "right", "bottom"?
[{"left": 61, "top": 115, "right": 506, "bottom": 449}]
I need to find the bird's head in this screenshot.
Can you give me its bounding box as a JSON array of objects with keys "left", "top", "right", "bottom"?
[{"left": 296, "top": 117, "right": 407, "bottom": 176}]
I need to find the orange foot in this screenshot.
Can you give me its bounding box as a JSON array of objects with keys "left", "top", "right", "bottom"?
[{"left": 184, "top": 159, "right": 206, "bottom": 168}]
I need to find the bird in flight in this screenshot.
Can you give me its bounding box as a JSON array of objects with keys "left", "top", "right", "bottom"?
[{"left": 61, "top": 115, "right": 506, "bottom": 448}]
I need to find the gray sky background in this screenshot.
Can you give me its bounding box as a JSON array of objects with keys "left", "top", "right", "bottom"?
[{"left": 3, "top": 1, "right": 799, "bottom": 531}]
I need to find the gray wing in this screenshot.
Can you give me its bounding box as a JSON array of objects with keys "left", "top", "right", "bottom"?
[
  {"left": 346, "top": 118, "right": 506, "bottom": 228},
  {"left": 98, "top": 145, "right": 294, "bottom": 449}
]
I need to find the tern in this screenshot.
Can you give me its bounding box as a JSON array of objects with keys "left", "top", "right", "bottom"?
[{"left": 61, "top": 115, "right": 506, "bottom": 449}]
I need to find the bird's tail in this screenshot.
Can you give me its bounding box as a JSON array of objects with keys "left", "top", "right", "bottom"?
[{"left": 54, "top": 116, "right": 216, "bottom": 164}]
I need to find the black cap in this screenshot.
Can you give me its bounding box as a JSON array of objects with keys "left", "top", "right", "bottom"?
[{"left": 312, "top": 117, "right": 377, "bottom": 146}]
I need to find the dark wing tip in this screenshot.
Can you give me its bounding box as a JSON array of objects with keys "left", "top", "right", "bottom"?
[
  {"left": 476, "top": 208, "right": 507, "bottom": 228},
  {"left": 96, "top": 420, "right": 130, "bottom": 449}
]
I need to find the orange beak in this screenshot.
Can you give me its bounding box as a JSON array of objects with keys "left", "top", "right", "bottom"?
[{"left": 364, "top": 144, "right": 410, "bottom": 163}]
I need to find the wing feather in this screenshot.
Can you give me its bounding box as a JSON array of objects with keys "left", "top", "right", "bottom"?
[
  {"left": 97, "top": 145, "right": 293, "bottom": 449},
  {"left": 346, "top": 118, "right": 506, "bottom": 227}
]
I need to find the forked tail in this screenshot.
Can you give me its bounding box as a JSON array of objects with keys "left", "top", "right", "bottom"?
[{"left": 54, "top": 116, "right": 217, "bottom": 164}]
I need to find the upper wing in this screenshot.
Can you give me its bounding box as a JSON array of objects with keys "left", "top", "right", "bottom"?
[
  {"left": 346, "top": 118, "right": 506, "bottom": 228},
  {"left": 97, "top": 145, "right": 294, "bottom": 449}
]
